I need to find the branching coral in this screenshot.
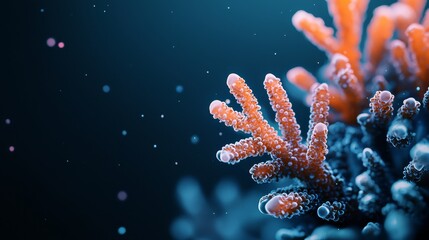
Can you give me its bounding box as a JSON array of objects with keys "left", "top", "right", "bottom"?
[{"left": 209, "top": 0, "right": 429, "bottom": 239}]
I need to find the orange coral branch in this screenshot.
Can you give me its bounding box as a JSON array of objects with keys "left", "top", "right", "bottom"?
[
  {"left": 391, "top": 3, "right": 419, "bottom": 38},
  {"left": 364, "top": 6, "right": 395, "bottom": 74},
  {"left": 286, "top": 67, "right": 317, "bottom": 92},
  {"left": 264, "top": 74, "right": 303, "bottom": 150},
  {"left": 209, "top": 100, "right": 251, "bottom": 133},
  {"left": 292, "top": 11, "right": 339, "bottom": 54},
  {"left": 250, "top": 159, "right": 283, "bottom": 184},
  {"left": 406, "top": 24, "right": 429, "bottom": 89},
  {"left": 216, "top": 137, "right": 266, "bottom": 164},
  {"left": 389, "top": 40, "right": 413, "bottom": 81},
  {"left": 327, "top": 0, "right": 363, "bottom": 80},
  {"left": 210, "top": 74, "right": 339, "bottom": 191},
  {"left": 307, "top": 123, "right": 329, "bottom": 167},
  {"left": 264, "top": 191, "right": 318, "bottom": 219},
  {"left": 400, "top": 0, "right": 427, "bottom": 20},
  {"left": 331, "top": 54, "right": 363, "bottom": 104},
  {"left": 307, "top": 84, "right": 330, "bottom": 144}
]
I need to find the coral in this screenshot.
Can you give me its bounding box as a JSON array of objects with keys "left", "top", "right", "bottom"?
[
  {"left": 208, "top": 0, "right": 429, "bottom": 239},
  {"left": 171, "top": 177, "right": 293, "bottom": 240}
]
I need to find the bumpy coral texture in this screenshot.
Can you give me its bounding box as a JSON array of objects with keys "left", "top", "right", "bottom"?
[{"left": 210, "top": 0, "right": 429, "bottom": 239}]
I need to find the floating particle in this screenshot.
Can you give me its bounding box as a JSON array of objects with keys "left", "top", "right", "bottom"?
[
  {"left": 102, "top": 85, "right": 110, "bottom": 93},
  {"left": 161, "top": 114, "right": 164, "bottom": 119},
  {"left": 176, "top": 85, "right": 184, "bottom": 93},
  {"left": 141, "top": 114, "right": 144, "bottom": 118},
  {"left": 219, "top": 132, "right": 223, "bottom": 136},
  {"left": 121, "top": 130, "right": 127, "bottom": 136},
  {"left": 225, "top": 99, "right": 231, "bottom": 104},
  {"left": 9, "top": 146, "right": 15, "bottom": 152},
  {"left": 117, "top": 191, "right": 128, "bottom": 201},
  {"left": 117, "top": 226, "right": 126, "bottom": 235},
  {"left": 40, "top": 9, "right": 45, "bottom": 13},
  {"left": 190, "top": 135, "right": 199, "bottom": 144},
  {"left": 46, "top": 38, "right": 56, "bottom": 47},
  {"left": 153, "top": 144, "right": 157, "bottom": 148},
  {"left": 58, "top": 42, "right": 65, "bottom": 48},
  {"left": 175, "top": 161, "right": 178, "bottom": 165},
  {"left": 206, "top": 70, "right": 210, "bottom": 74},
  {"left": 5, "top": 119, "right": 11, "bottom": 125}
]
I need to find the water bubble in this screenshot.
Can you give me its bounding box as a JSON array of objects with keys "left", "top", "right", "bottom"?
[
  {"left": 190, "top": 135, "right": 199, "bottom": 144},
  {"left": 176, "top": 85, "right": 184, "bottom": 93},
  {"left": 117, "top": 191, "right": 128, "bottom": 201},
  {"left": 46, "top": 38, "right": 56, "bottom": 47},
  {"left": 102, "top": 85, "right": 110, "bottom": 93},
  {"left": 117, "top": 226, "right": 126, "bottom": 235}
]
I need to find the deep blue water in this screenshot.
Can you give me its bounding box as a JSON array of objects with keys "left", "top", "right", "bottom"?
[{"left": 3, "top": 0, "right": 423, "bottom": 239}]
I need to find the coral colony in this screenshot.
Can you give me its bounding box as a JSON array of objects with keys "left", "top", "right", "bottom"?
[{"left": 209, "top": 0, "right": 429, "bottom": 239}]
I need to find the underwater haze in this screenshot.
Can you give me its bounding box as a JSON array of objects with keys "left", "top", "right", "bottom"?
[{"left": 3, "top": 0, "right": 429, "bottom": 239}]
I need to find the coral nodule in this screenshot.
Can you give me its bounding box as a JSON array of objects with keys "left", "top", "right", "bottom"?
[{"left": 209, "top": 0, "right": 429, "bottom": 239}]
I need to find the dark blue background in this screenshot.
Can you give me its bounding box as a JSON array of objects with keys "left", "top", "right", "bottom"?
[{"left": 2, "top": 0, "right": 397, "bottom": 239}]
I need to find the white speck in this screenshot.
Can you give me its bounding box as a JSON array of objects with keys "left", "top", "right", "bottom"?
[
  {"left": 161, "top": 114, "right": 164, "bottom": 118},
  {"left": 206, "top": 70, "right": 210, "bottom": 74},
  {"left": 191, "top": 135, "right": 200, "bottom": 144},
  {"left": 175, "top": 162, "right": 178, "bottom": 165},
  {"left": 141, "top": 114, "right": 144, "bottom": 118},
  {"left": 227, "top": 6, "right": 230, "bottom": 10},
  {"left": 219, "top": 132, "right": 223, "bottom": 136},
  {"left": 153, "top": 144, "right": 157, "bottom": 148}
]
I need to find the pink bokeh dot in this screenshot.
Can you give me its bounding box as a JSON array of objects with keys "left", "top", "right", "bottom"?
[
  {"left": 47, "top": 38, "right": 56, "bottom": 47},
  {"left": 58, "top": 42, "right": 65, "bottom": 48},
  {"left": 9, "top": 146, "right": 15, "bottom": 152}
]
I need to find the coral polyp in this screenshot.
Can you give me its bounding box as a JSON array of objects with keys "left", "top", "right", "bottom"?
[{"left": 209, "top": 0, "right": 429, "bottom": 239}]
